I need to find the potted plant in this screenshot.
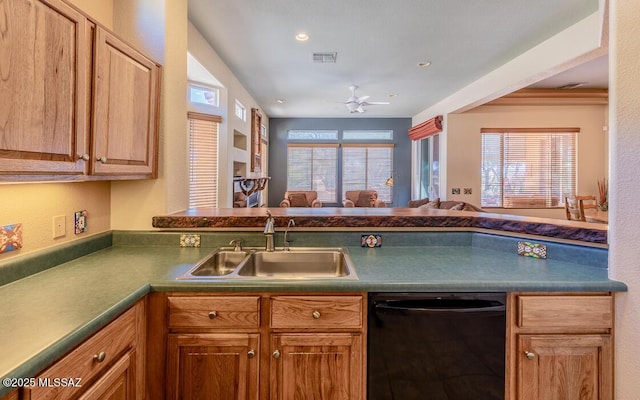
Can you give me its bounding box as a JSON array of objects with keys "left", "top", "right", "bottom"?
[{"left": 597, "top": 178, "right": 608, "bottom": 211}]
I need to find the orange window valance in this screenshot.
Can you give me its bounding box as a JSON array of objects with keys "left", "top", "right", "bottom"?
[{"left": 409, "top": 115, "right": 443, "bottom": 140}]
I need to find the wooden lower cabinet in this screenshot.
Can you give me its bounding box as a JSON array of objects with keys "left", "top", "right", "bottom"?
[
  {"left": 517, "top": 334, "right": 612, "bottom": 400},
  {"left": 166, "top": 333, "right": 260, "bottom": 400},
  {"left": 22, "top": 300, "right": 145, "bottom": 400},
  {"left": 270, "top": 333, "right": 363, "bottom": 400},
  {"left": 77, "top": 351, "right": 135, "bottom": 400},
  {"left": 161, "top": 293, "right": 366, "bottom": 400},
  {"left": 508, "top": 293, "right": 614, "bottom": 400}
]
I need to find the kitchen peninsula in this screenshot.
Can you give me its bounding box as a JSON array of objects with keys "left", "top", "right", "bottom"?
[
  {"left": 152, "top": 207, "right": 608, "bottom": 244},
  {"left": 0, "top": 209, "right": 621, "bottom": 399}
]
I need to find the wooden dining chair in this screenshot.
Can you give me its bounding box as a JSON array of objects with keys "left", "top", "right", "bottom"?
[{"left": 565, "top": 195, "right": 597, "bottom": 222}]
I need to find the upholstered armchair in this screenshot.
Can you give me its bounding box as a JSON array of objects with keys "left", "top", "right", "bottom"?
[
  {"left": 342, "top": 190, "right": 386, "bottom": 207},
  {"left": 280, "top": 191, "right": 323, "bottom": 207}
]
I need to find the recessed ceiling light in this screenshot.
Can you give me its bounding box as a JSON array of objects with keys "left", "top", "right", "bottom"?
[
  {"left": 417, "top": 61, "right": 432, "bottom": 67},
  {"left": 295, "top": 33, "right": 309, "bottom": 41},
  {"left": 276, "top": 99, "right": 285, "bottom": 104}
]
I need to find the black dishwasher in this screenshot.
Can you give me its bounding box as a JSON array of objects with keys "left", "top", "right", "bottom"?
[{"left": 368, "top": 293, "right": 506, "bottom": 400}]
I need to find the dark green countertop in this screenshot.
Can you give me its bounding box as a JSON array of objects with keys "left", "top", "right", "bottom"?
[{"left": 0, "top": 236, "right": 626, "bottom": 396}]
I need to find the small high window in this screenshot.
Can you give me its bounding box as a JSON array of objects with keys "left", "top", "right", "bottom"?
[
  {"left": 189, "top": 84, "right": 219, "bottom": 107},
  {"left": 235, "top": 100, "right": 246, "bottom": 121}
]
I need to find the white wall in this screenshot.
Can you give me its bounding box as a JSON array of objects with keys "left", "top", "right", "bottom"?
[
  {"left": 447, "top": 104, "right": 608, "bottom": 219},
  {"left": 609, "top": 0, "right": 640, "bottom": 396},
  {"left": 187, "top": 22, "right": 268, "bottom": 207}
]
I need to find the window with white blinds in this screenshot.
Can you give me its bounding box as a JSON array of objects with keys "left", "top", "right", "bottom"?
[
  {"left": 188, "top": 112, "right": 221, "bottom": 208},
  {"left": 342, "top": 144, "right": 393, "bottom": 203},
  {"left": 287, "top": 144, "right": 338, "bottom": 203},
  {"left": 481, "top": 128, "right": 578, "bottom": 208}
]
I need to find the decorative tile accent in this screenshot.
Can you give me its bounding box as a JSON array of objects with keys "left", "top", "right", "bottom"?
[
  {"left": 464, "top": 188, "right": 472, "bottom": 194},
  {"left": 1, "top": 223, "right": 23, "bottom": 253},
  {"left": 517, "top": 241, "right": 547, "bottom": 259},
  {"left": 361, "top": 234, "right": 382, "bottom": 247},
  {"left": 451, "top": 188, "right": 461, "bottom": 195},
  {"left": 180, "top": 234, "right": 201, "bottom": 247},
  {"left": 74, "top": 210, "right": 88, "bottom": 234}
]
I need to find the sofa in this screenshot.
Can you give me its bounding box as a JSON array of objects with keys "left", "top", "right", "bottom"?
[
  {"left": 408, "top": 197, "right": 484, "bottom": 212},
  {"left": 343, "top": 190, "right": 386, "bottom": 208},
  {"left": 280, "top": 191, "right": 323, "bottom": 207}
]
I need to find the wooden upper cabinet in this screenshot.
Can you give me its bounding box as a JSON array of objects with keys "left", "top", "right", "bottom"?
[
  {"left": 91, "top": 27, "right": 160, "bottom": 178},
  {"left": 0, "top": 0, "right": 90, "bottom": 177},
  {"left": 0, "top": 0, "right": 161, "bottom": 181}
]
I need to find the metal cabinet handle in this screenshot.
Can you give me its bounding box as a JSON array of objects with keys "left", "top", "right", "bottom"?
[
  {"left": 208, "top": 311, "right": 218, "bottom": 319},
  {"left": 312, "top": 310, "right": 321, "bottom": 319},
  {"left": 272, "top": 349, "right": 280, "bottom": 359},
  {"left": 97, "top": 156, "right": 107, "bottom": 163},
  {"left": 79, "top": 154, "right": 90, "bottom": 161},
  {"left": 93, "top": 351, "right": 106, "bottom": 363},
  {"left": 248, "top": 349, "right": 256, "bottom": 359},
  {"left": 525, "top": 351, "right": 536, "bottom": 360}
]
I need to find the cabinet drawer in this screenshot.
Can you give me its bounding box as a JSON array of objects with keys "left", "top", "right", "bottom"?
[
  {"left": 168, "top": 296, "right": 260, "bottom": 329},
  {"left": 24, "top": 303, "right": 139, "bottom": 400},
  {"left": 271, "top": 296, "right": 363, "bottom": 329},
  {"left": 517, "top": 295, "right": 612, "bottom": 329}
]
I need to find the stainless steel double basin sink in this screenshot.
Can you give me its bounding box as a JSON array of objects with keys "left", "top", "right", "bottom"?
[{"left": 178, "top": 247, "right": 358, "bottom": 280}]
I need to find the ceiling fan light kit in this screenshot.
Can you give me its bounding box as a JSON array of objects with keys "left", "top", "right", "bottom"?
[{"left": 343, "top": 85, "right": 390, "bottom": 113}]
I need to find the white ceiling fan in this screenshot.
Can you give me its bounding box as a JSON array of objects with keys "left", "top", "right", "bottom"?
[{"left": 343, "top": 85, "right": 390, "bottom": 113}]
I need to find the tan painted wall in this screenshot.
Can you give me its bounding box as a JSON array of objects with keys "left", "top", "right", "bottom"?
[
  {"left": 68, "top": 0, "right": 113, "bottom": 28},
  {"left": 446, "top": 104, "right": 607, "bottom": 219},
  {"left": 0, "top": 182, "right": 111, "bottom": 261},
  {"left": 0, "top": 0, "right": 115, "bottom": 262},
  {"left": 109, "top": 0, "right": 188, "bottom": 230}
]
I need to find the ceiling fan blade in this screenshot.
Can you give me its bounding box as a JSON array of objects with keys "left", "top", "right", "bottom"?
[
  {"left": 361, "top": 101, "right": 390, "bottom": 106},
  {"left": 357, "top": 95, "right": 370, "bottom": 103},
  {"left": 357, "top": 106, "right": 365, "bottom": 113}
]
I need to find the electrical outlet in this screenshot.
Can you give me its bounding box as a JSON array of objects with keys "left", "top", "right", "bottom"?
[
  {"left": 180, "top": 234, "right": 201, "bottom": 247},
  {"left": 53, "top": 215, "right": 66, "bottom": 239},
  {"left": 0, "top": 223, "right": 23, "bottom": 253}
]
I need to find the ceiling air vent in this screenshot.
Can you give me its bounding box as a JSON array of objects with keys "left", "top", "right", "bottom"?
[
  {"left": 313, "top": 52, "right": 337, "bottom": 63},
  {"left": 557, "top": 82, "right": 587, "bottom": 89}
]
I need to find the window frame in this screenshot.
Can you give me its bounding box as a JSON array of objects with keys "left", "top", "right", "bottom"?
[
  {"left": 480, "top": 128, "right": 578, "bottom": 209},
  {"left": 187, "top": 112, "right": 222, "bottom": 208},
  {"left": 286, "top": 143, "right": 339, "bottom": 203}
]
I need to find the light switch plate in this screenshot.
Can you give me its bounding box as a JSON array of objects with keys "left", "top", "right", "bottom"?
[{"left": 53, "top": 215, "right": 66, "bottom": 239}]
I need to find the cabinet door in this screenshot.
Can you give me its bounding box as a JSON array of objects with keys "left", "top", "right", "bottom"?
[
  {"left": 270, "top": 333, "right": 363, "bottom": 400},
  {"left": 167, "top": 333, "right": 259, "bottom": 400},
  {"left": 91, "top": 27, "right": 159, "bottom": 177},
  {"left": 517, "top": 334, "right": 612, "bottom": 400},
  {"left": 0, "top": 0, "right": 89, "bottom": 177},
  {"left": 76, "top": 351, "right": 134, "bottom": 400}
]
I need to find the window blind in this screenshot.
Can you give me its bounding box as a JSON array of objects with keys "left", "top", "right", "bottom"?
[
  {"left": 481, "top": 128, "right": 578, "bottom": 208},
  {"left": 287, "top": 144, "right": 338, "bottom": 203},
  {"left": 188, "top": 112, "right": 221, "bottom": 208},
  {"left": 342, "top": 144, "right": 394, "bottom": 203}
]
